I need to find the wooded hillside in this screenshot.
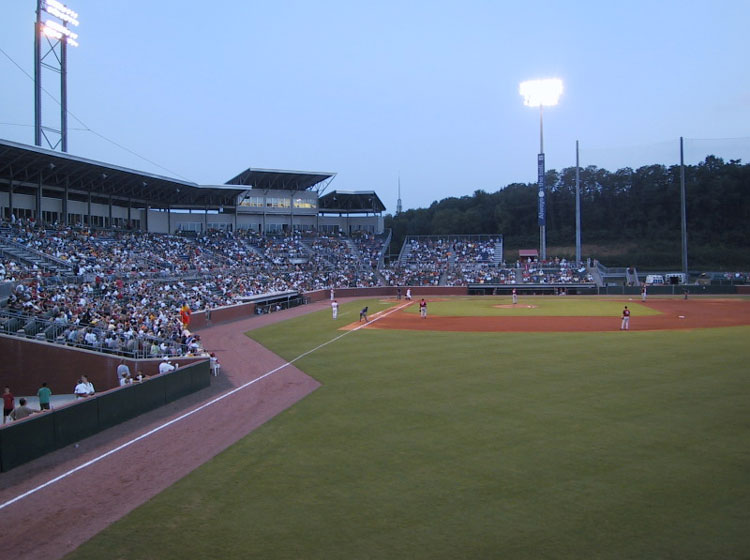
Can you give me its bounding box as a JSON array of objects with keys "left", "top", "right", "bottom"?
[{"left": 386, "top": 156, "right": 750, "bottom": 269}]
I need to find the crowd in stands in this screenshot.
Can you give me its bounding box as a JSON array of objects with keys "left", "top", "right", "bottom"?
[
  {"left": 1, "top": 221, "right": 609, "bottom": 359},
  {"left": 518, "top": 257, "right": 594, "bottom": 284}
]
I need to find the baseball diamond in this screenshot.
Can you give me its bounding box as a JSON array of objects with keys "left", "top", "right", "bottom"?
[{"left": 0, "top": 294, "right": 748, "bottom": 559}]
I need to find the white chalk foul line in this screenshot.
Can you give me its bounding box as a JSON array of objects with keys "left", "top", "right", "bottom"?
[{"left": 0, "top": 300, "right": 411, "bottom": 511}]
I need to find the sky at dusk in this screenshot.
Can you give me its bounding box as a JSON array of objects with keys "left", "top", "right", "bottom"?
[{"left": 1, "top": 0, "right": 749, "bottom": 213}]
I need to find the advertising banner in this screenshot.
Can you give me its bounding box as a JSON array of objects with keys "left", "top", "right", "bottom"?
[{"left": 537, "top": 153, "right": 546, "bottom": 226}]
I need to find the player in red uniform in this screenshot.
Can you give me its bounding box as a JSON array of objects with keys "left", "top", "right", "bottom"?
[
  {"left": 621, "top": 306, "right": 630, "bottom": 330},
  {"left": 419, "top": 298, "right": 427, "bottom": 318}
]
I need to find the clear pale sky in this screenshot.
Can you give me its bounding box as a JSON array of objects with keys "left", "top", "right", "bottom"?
[{"left": 2, "top": 0, "right": 749, "bottom": 213}]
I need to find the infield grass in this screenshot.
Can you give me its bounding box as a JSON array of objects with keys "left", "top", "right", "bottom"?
[
  {"left": 403, "top": 295, "right": 661, "bottom": 317},
  {"left": 67, "top": 298, "right": 750, "bottom": 560}
]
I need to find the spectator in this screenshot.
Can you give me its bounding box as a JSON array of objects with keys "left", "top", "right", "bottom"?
[
  {"left": 3, "top": 386, "right": 14, "bottom": 424},
  {"left": 37, "top": 382, "right": 52, "bottom": 410},
  {"left": 74, "top": 377, "right": 91, "bottom": 398},
  {"left": 10, "top": 398, "right": 37, "bottom": 421},
  {"left": 158, "top": 358, "right": 175, "bottom": 374},
  {"left": 116, "top": 359, "right": 131, "bottom": 387},
  {"left": 83, "top": 375, "right": 95, "bottom": 396}
]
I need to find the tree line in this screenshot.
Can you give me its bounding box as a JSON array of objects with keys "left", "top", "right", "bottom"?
[{"left": 385, "top": 156, "right": 750, "bottom": 269}]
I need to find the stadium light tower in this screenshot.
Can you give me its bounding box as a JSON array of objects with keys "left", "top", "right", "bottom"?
[
  {"left": 519, "top": 78, "right": 563, "bottom": 261},
  {"left": 34, "top": 0, "right": 80, "bottom": 152}
]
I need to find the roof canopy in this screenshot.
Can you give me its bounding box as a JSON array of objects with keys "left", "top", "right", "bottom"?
[
  {"left": 318, "top": 190, "right": 386, "bottom": 214},
  {"left": 225, "top": 168, "right": 336, "bottom": 191},
  {"left": 0, "top": 139, "right": 337, "bottom": 210}
]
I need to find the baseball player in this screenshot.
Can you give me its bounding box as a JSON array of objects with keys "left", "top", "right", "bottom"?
[
  {"left": 359, "top": 306, "right": 369, "bottom": 322},
  {"left": 621, "top": 305, "right": 630, "bottom": 330},
  {"left": 641, "top": 284, "right": 647, "bottom": 302},
  {"left": 331, "top": 300, "right": 338, "bottom": 320},
  {"left": 419, "top": 298, "right": 427, "bottom": 318},
  {"left": 512, "top": 288, "right": 518, "bottom": 305},
  {"left": 406, "top": 288, "right": 412, "bottom": 301}
]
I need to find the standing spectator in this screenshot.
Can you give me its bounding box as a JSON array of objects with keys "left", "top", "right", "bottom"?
[
  {"left": 159, "top": 358, "right": 176, "bottom": 374},
  {"left": 331, "top": 300, "right": 339, "bottom": 320},
  {"left": 116, "top": 359, "right": 131, "bottom": 387},
  {"left": 37, "top": 382, "right": 52, "bottom": 410},
  {"left": 10, "top": 398, "right": 36, "bottom": 421},
  {"left": 74, "top": 378, "right": 90, "bottom": 398},
  {"left": 2, "top": 386, "right": 14, "bottom": 424},
  {"left": 621, "top": 306, "right": 631, "bottom": 331},
  {"left": 82, "top": 375, "right": 95, "bottom": 396}
]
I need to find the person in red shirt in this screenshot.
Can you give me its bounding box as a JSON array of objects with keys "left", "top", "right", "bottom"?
[
  {"left": 3, "top": 386, "right": 15, "bottom": 424},
  {"left": 621, "top": 306, "right": 631, "bottom": 330},
  {"left": 419, "top": 298, "right": 428, "bottom": 318}
]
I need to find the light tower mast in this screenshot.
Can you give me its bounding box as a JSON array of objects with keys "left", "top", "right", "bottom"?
[{"left": 34, "top": 0, "right": 80, "bottom": 152}]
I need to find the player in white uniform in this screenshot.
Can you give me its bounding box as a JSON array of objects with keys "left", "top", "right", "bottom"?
[
  {"left": 331, "top": 300, "right": 339, "bottom": 319},
  {"left": 512, "top": 288, "right": 518, "bottom": 305}
]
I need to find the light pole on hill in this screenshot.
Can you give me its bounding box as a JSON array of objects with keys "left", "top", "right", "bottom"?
[{"left": 519, "top": 78, "right": 563, "bottom": 261}]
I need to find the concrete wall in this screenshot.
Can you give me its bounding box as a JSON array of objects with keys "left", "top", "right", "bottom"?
[
  {"left": 0, "top": 335, "right": 205, "bottom": 396},
  {"left": 0, "top": 360, "right": 210, "bottom": 472}
]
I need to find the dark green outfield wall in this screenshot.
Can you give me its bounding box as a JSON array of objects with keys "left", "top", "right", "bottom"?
[{"left": 0, "top": 360, "right": 210, "bottom": 472}]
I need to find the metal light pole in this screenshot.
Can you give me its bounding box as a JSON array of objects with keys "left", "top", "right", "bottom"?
[
  {"left": 520, "top": 79, "right": 563, "bottom": 262},
  {"left": 575, "top": 140, "right": 581, "bottom": 264},
  {"left": 34, "top": 0, "right": 80, "bottom": 152}
]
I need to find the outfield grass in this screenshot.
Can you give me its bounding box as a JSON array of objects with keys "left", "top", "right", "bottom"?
[{"left": 67, "top": 298, "right": 750, "bottom": 559}]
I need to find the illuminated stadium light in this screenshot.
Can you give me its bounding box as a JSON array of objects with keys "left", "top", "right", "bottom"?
[
  {"left": 43, "top": 19, "right": 79, "bottom": 45},
  {"left": 519, "top": 78, "right": 563, "bottom": 108},
  {"left": 43, "top": 0, "right": 79, "bottom": 26},
  {"left": 35, "top": 0, "right": 81, "bottom": 151},
  {"left": 519, "top": 78, "right": 563, "bottom": 261}
]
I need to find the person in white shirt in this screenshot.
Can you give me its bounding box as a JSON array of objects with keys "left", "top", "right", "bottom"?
[
  {"left": 331, "top": 300, "right": 339, "bottom": 320},
  {"left": 82, "top": 375, "right": 95, "bottom": 396},
  {"left": 75, "top": 376, "right": 94, "bottom": 398},
  {"left": 159, "top": 358, "right": 176, "bottom": 374}
]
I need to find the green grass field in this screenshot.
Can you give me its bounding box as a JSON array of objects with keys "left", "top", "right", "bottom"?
[
  {"left": 67, "top": 298, "right": 750, "bottom": 559},
  {"left": 402, "top": 295, "right": 662, "bottom": 317}
]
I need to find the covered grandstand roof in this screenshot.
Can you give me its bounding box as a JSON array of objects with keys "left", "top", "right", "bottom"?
[
  {"left": 318, "top": 190, "right": 386, "bottom": 214},
  {"left": 0, "top": 139, "right": 335, "bottom": 209},
  {"left": 225, "top": 167, "right": 336, "bottom": 191}
]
